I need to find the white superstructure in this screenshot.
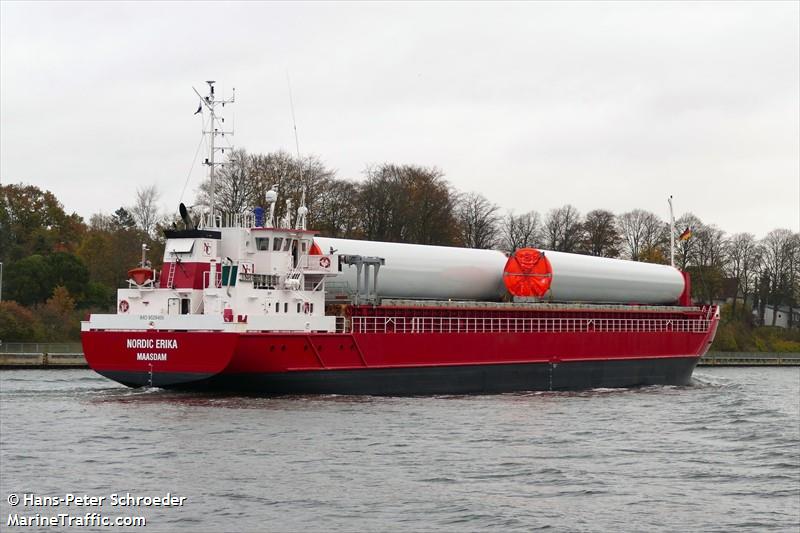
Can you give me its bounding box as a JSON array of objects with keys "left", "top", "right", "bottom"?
[
  {"left": 85, "top": 221, "right": 341, "bottom": 334},
  {"left": 82, "top": 82, "right": 343, "bottom": 335}
]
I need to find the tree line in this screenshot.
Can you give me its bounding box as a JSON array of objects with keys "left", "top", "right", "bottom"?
[
  {"left": 0, "top": 148, "right": 798, "bottom": 342},
  {"left": 0, "top": 184, "right": 165, "bottom": 341}
]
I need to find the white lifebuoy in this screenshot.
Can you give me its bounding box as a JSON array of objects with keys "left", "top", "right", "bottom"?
[
  {"left": 118, "top": 300, "right": 130, "bottom": 313},
  {"left": 319, "top": 257, "right": 331, "bottom": 269}
]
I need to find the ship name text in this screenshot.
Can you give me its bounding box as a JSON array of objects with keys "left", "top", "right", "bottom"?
[{"left": 126, "top": 339, "right": 178, "bottom": 349}]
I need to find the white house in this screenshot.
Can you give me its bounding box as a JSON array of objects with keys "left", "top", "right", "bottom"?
[{"left": 759, "top": 305, "right": 800, "bottom": 328}]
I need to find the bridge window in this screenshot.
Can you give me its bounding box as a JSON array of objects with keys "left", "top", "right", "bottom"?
[
  {"left": 256, "top": 237, "right": 270, "bottom": 251},
  {"left": 297, "top": 302, "right": 301, "bottom": 313},
  {"left": 283, "top": 238, "right": 293, "bottom": 252},
  {"left": 284, "top": 302, "right": 288, "bottom": 313},
  {"left": 275, "top": 302, "right": 279, "bottom": 313},
  {"left": 272, "top": 237, "right": 283, "bottom": 251}
]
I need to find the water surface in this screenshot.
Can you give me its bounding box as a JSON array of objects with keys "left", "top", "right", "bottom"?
[{"left": 1, "top": 368, "right": 798, "bottom": 532}]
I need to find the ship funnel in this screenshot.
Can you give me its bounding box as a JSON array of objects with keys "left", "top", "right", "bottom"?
[{"left": 179, "top": 203, "right": 195, "bottom": 229}]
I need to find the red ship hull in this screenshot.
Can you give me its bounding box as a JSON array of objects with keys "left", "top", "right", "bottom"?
[{"left": 82, "top": 304, "right": 718, "bottom": 395}]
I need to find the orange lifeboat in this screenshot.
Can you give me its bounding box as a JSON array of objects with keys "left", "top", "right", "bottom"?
[{"left": 128, "top": 267, "right": 155, "bottom": 286}]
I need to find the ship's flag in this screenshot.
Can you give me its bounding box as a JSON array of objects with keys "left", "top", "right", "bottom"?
[
  {"left": 194, "top": 104, "right": 202, "bottom": 115},
  {"left": 679, "top": 227, "right": 692, "bottom": 241}
]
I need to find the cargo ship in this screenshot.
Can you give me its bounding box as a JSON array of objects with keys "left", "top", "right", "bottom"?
[{"left": 80, "top": 82, "right": 719, "bottom": 395}]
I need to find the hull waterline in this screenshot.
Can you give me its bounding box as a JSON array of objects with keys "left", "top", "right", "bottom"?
[{"left": 100, "top": 357, "right": 700, "bottom": 396}]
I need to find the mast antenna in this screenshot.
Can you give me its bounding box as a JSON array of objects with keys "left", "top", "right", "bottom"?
[
  {"left": 193, "top": 80, "right": 235, "bottom": 227},
  {"left": 286, "top": 71, "right": 302, "bottom": 163},
  {"left": 286, "top": 71, "right": 308, "bottom": 229}
]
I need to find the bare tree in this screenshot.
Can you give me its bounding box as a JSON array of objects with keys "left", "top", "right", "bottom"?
[
  {"left": 789, "top": 233, "right": 800, "bottom": 328},
  {"left": 129, "top": 185, "right": 160, "bottom": 237},
  {"left": 691, "top": 223, "right": 727, "bottom": 303},
  {"left": 618, "top": 209, "right": 666, "bottom": 262},
  {"left": 195, "top": 149, "right": 336, "bottom": 227},
  {"left": 672, "top": 213, "right": 703, "bottom": 270},
  {"left": 580, "top": 209, "right": 620, "bottom": 257},
  {"left": 358, "top": 164, "right": 457, "bottom": 245},
  {"left": 199, "top": 149, "right": 257, "bottom": 215},
  {"left": 251, "top": 151, "right": 335, "bottom": 225},
  {"left": 455, "top": 192, "right": 500, "bottom": 249},
  {"left": 500, "top": 211, "right": 541, "bottom": 253},
  {"left": 88, "top": 213, "right": 114, "bottom": 232},
  {"left": 313, "top": 179, "right": 361, "bottom": 238},
  {"left": 543, "top": 205, "right": 583, "bottom": 252},
  {"left": 725, "top": 233, "right": 760, "bottom": 318},
  {"left": 760, "top": 228, "right": 797, "bottom": 325}
]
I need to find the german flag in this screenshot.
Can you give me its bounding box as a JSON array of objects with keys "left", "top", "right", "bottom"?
[{"left": 679, "top": 227, "right": 692, "bottom": 241}]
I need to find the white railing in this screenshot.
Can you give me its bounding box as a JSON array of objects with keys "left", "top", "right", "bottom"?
[
  {"left": 198, "top": 212, "right": 256, "bottom": 229},
  {"left": 349, "top": 316, "right": 713, "bottom": 335},
  {"left": 252, "top": 274, "right": 280, "bottom": 289}
]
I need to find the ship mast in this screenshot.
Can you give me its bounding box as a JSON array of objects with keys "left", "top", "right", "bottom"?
[{"left": 194, "top": 81, "right": 235, "bottom": 227}]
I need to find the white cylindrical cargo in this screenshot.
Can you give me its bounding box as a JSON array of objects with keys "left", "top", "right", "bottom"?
[
  {"left": 314, "top": 237, "right": 686, "bottom": 305},
  {"left": 541, "top": 251, "right": 685, "bottom": 304},
  {"left": 314, "top": 237, "right": 508, "bottom": 301}
]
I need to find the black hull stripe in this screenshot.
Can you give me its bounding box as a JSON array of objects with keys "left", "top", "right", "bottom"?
[{"left": 100, "top": 357, "right": 699, "bottom": 395}]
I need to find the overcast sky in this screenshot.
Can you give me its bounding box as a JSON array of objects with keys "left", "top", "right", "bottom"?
[{"left": 1, "top": 1, "right": 798, "bottom": 238}]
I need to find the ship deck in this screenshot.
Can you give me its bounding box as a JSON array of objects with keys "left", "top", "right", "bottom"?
[{"left": 378, "top": 298, "right": 703, "bottom": 314}]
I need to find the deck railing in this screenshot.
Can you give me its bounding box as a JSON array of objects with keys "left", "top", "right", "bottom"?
[{"left": 350, "top": 316, "right": 712, "bottom": 334}]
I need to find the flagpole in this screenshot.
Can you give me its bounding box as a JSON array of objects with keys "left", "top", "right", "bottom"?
[{"left": 668, "top": 195, "right": 675, "bottom": 268}]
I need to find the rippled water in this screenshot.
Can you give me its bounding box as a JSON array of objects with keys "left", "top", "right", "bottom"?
[{"left": 1, "top": 368, "right": 798, "bottom": 532}]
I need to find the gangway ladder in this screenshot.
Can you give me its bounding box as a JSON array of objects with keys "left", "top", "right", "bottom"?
[
  {"left": 285, "top": 267, "right": 304, "bottom": 292},
  {"left": 166, "top": 259, "right": 177, "bottom": 289},
  {"left": 285, "top": 252, "right": 308, "bottom": 290}
]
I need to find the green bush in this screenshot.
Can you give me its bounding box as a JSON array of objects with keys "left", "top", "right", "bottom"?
[
  {"left": 0, "top": 301, "right": 44, "bottom": 342},
  {"left": 711, "top": 324, "right": 739, "bottom": 352}
]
